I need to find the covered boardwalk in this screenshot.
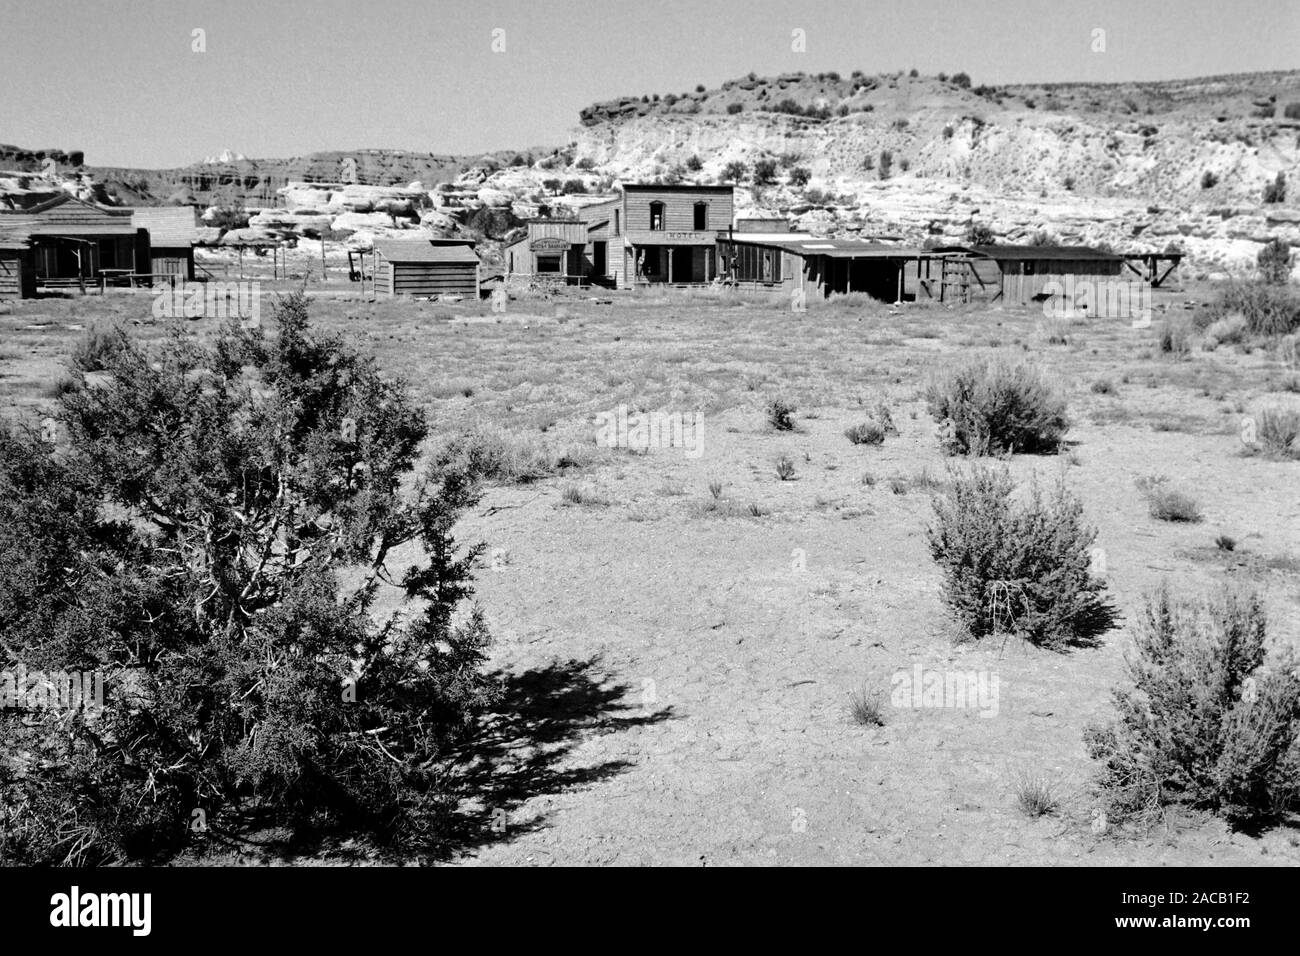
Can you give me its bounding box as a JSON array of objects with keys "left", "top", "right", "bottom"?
[
  {"left": 718, "top": 233, "right": 961, "bottom": 302},
  {"left": 0, "top": 194, "right": 143, "bottom": 293}
]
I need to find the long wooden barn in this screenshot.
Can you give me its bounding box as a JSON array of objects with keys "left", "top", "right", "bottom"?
[
  {"left": 936, "top": 244, "right": 1127, "bottom": 304},
  {"left": 372, "top": 238, "right": 480, "bottom": 298}
]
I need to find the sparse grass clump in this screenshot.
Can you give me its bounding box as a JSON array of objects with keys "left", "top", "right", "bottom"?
[
  {"left": 1249, "top": 405, "right": 1300, "bottom": 459},
  {"left": 926, "top": 355, "right": 1069, "bottom": 456},
  {"left": 927, "top": 466, "right": 1115, "bottom": 648},
  {"left": 1084, "top": 585, "right": 1300, "bottom": 828},
  {"left": 1014, "top": 772, "right": 1059, "bottom": 818},
  {"left": 1155, "top": 318, "right": 1191, "bottom": 358},
  {"left": 848, "top": 687, "right": 886, "bottom": 727},
  {"left": 1090, "top": 377, "right": 1117, "bottom": 395},
  {"left": 766, "top": 397, "right": 796, "bottom": 431},
  {"left": 775, "top": 456, "right": 796, "bottom": 481},
  {"left": 560, "top": 483, "right": 609, "bottom": 507},
  {"left": 1137, "top": 475, "right": 1203, "bottom": 523},
  {"left": 434, "top": 425, "right": 583, "bottom": 484}
]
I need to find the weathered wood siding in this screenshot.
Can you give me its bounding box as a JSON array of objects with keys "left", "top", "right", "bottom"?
[
  {"left": 150, "top": 250, "right": 194, "bottom": 280},
  {"left": 622, "top": 190, "right": 733, "bottom": 232},
  {"left": 997, "top": 258, "right": 1123, "bottom": 303},
  {"left": 389, "top": 261, "right": 478, "bottom": 297},
  {"left": 0, "top": 250, "right": 35, "bottom": 299}
]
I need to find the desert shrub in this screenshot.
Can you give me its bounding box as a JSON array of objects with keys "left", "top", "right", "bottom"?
[
  {"left": 1155, "top": 317, "right": 1192, "bottom": 358},
  {"left": 561, "top": 179, "right": 587, "bottom": 195},
  {"left": 1263, "top": 172, "right": 1287, "bottom": 204},
  {"left": 1015, "top": 772, "right": 1059, "bottom": 817},
  {"left": 1250, "top": 405, "right": 1300, "bottom": 459},
  {"left": 1136, "top": 475, "right": 1202, "bottom": 522},
  {"left": 726, "top": 102, "right": 744, "bottom": 115},
  {"left": 71, "top": 324, "right": 130, "bottom": 373},
  {"left": 1257, "top": 238, "right": 1293, "bottom": 284},
  {"left": 942, "top": 125, "right": 954, "bottom": 139},
  {"left": 844, "top": 421, "right": 886, "bottom": 445},
  {"left": 721, "top": 160, "right": 747, "bottom": 182},
  {"left": 208, "top": 204, "right": 249, "bottom": 232},
  {"left": 1090, "top": 377, "right": 1117, "bottom": 395},
  {"left": 1084, "top": 585, "right": 1300, "bottom": 828},
  {"left": 1202, "top": 313, "right": 1247, "bottom": 349},
  {"left": 927, "top": 466, "right": 1115, "bottom": 648},
  {"left": 1206, "top": 280, "right": 1300, "bottom": 337},
  {"left": 685, "top": 154, "right": 703, "bottom": 172},
  {"left": 0, "top": 293, "right": 498, "bottom": 865},
  {"left": 766, "top": 397, "right": 796, "bottom": 431},
  {"left": 965, "top": 222, "right": 995, "bottom": 245},
  {"left": 433, "top": 424, "right": 583, "bottom": 483},
  {"left": 775, "top": 456, "right": 796, "bottom": 480},
  {"left": 788, "top": 166, "right": 811, "bottom": 187},
  {"left": 925, "top": 355, "right": 1069, "bottom": 456},
  {"left": 753, "top": 158, "right": 778, "bottom": 184},
  {"left": 878, "top": 149, "right": 893, "bottom": 180},
  {"left": 1200, "top": 170, "right": 1219, "bottom": 189},
  {"left": 848, "top": 688, "right": 885, "bottom": 726},
  {"left": 950, "top": 72, "right": 971, "bottom": 89}
]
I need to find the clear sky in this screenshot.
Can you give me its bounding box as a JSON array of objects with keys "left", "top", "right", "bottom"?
[{"left": 2, "top": 0, "right": 1297, "bottom": 168}]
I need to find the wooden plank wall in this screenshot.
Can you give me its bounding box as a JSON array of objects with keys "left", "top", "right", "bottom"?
[
  {"left": 622, "top": 191, "right": 733, "bottom": 232},
  {"left": 0, "top": 251, "right": 24, "bottom": 298},
  {"left": 390, "top": 262, "right": 477, "bottom": 297}
]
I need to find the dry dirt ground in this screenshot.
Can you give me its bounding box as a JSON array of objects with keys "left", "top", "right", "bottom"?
[{"left": 2, "top": 278, "right": 1299, "bottom": 866}]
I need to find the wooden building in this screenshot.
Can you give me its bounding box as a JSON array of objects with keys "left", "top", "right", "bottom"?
[
  {"left": 718, "top": 233, "right": 950, "bottom": 301},
  {"left": 938, "top": 244, "right": 1127, "bottom": 304},
  {"left": 620, "top": 184, "right": 733, "bottom": 287},
  {"left": 373, "top": 238, "right": 480, "bottom": 298},
  {"left": 0, "top": 194, "right": 143, "bottom": 292},
  {"left": 0, "top": 240, "right": 37, "bottom": 299},
  {"left": 130, "top": 207, "right": 199, "bottom": 281},
  {"left": 504, "top": 219, "right": 589, "bottom": 281}
]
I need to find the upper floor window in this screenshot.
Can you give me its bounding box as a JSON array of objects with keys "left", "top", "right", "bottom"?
[
  {"left": 649, "top": 201, "right": 665, "bottom": 231},
  {"left": 693, "top": 202, "right": 708, "bottom": 231}
]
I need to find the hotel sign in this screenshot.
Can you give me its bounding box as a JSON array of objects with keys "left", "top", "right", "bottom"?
[{"left": 530, "top": 237, "right": 570, "bottom": 252}]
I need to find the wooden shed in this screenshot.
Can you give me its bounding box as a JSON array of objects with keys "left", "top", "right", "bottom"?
[
  {"left": 0, "top": 239, "right": 37, "bottom": 299},
  {"left": 130, "top": 207, "right": 199, "bottom": 281},
  {"left": 373, "top": 238, "right": 480, "bottom": 298}
]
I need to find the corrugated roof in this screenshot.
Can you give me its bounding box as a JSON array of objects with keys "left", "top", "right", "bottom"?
[
  {"left": 130, "top": 207, "right": 198, "bottom": 247},
  {"left": 724, "top": 234, "right": 935, "bottom": 258},
  {"left": 374, "top": 239, "right": 479, "bottom": 264}
]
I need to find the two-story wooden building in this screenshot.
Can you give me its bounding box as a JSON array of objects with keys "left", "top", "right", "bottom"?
[{"left": 619, "top": 183, "right": 733, "bottom": 287}]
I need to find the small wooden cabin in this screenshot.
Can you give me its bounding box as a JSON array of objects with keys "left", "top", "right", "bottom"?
[
  {"left": 373, "top": 238, "right": 480, "bottom": 298},
  {"left": 130, "top": 207, "right": 199, "bottom": 281}
]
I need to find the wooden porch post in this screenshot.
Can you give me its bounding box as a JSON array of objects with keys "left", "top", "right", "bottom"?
[{"left": 667, "top": 248, "right": 674, "bottom": 284}]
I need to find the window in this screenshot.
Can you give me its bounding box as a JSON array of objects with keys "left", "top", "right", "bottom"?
[
  {"left": 536, "top": 255, "right": 561, "bottom": 274},
  {"left": 693, "top": 202, "right": 708, "bottom": 231},
  {"left": 649, "top": 201, "right": 665, "bottom": 231},
  {"left": 614, "top": 209, "right": 620, "bottom": 234}
]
